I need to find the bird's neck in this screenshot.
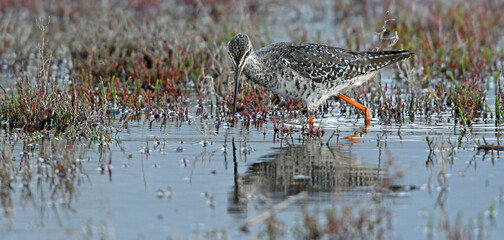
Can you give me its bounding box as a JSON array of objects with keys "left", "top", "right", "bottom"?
[{"left": 242, "top": 53, "right": 272, "bottom": 88}]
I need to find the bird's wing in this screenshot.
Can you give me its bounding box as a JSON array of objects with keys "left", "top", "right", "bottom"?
[{"left": 263, "top": 42, "right": 412, "bottom": 83}]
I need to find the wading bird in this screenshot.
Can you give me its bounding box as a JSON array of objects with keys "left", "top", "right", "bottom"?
[{"left": 227, "top": 33, "right": 413, "bottom": 126}]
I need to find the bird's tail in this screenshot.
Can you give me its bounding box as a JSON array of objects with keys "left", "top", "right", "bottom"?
[{"left": 360, "top": 50, "right": 413, "bottom": 71}]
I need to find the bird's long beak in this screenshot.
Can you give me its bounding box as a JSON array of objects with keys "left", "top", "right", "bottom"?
[{"left": 232, "top": 67, "right": 241, "bottom": 120}]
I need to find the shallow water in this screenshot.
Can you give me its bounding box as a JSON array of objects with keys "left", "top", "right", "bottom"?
[
  {"left": 1, "top": 0, "right": 503, "bottom": 239},
  {"left": 2, "top": 91, "right": 504, "bottom": 240}
]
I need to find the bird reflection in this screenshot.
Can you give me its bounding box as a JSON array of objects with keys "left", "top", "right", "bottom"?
[
  {"left": 246, "top": 143, "right": 379, "bottom": 195},
  {"left": 227, "top": 133, "right": 382, "bottom": 215}
]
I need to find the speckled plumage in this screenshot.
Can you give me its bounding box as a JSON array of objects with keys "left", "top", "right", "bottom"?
[{"left": 227, "top": 33, "right": 413, "bottom": 113}]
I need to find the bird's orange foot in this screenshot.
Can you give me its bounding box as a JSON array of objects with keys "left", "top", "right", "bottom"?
[{"left": 339, "top": 93, "right": 371, "bottom": 126}]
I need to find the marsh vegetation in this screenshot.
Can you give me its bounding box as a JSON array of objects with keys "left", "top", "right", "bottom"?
[{"left": 0, "top": 0, "right": 504, "bottom": 239}]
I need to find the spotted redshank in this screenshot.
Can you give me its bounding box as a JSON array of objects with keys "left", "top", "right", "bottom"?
[{"left": 227, "top": 33, "right": 413, "bottom": 126}]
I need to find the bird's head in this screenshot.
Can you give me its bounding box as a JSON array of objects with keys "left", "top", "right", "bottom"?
[
  {"left": 227, "top": 33, "right": 253, "bottom": 72},
  {"left": 227, "top": 33, "right": 253, "bottom": 120}
]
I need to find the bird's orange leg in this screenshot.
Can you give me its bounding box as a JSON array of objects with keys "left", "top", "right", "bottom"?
[
  {"left": 309, "top": 113, "right": 314, "bottom": 129},
  {"left": 339, "top": 93, "right": 371, "bottom": 125}
]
